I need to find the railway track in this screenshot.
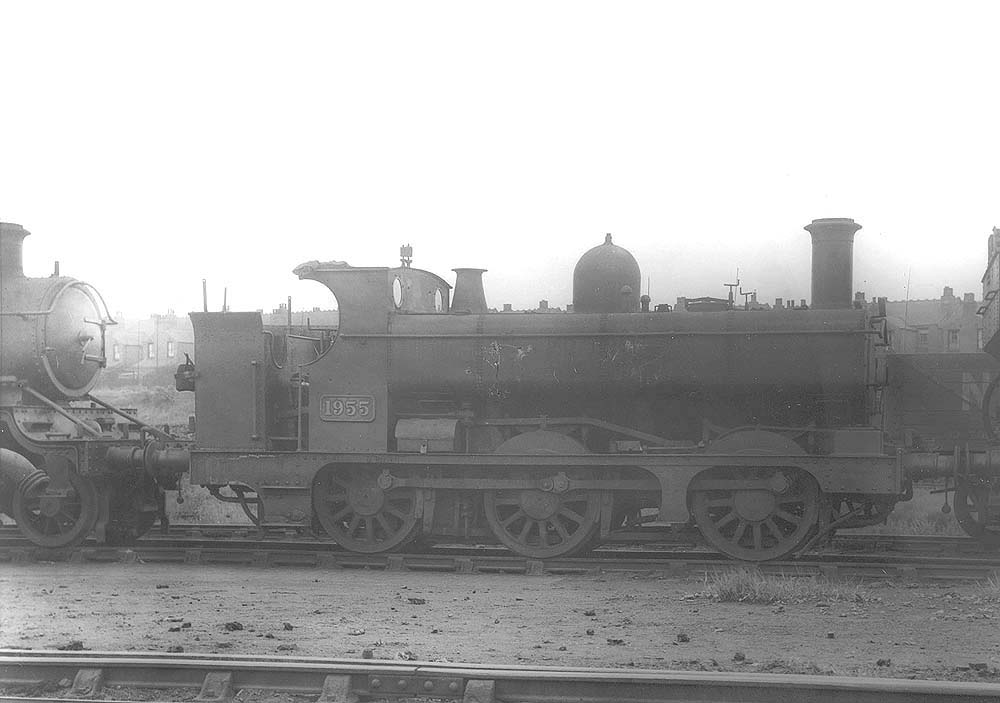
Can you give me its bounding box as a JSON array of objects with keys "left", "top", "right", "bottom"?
[
  {"left": 144, "top": 526, "right": 1000, "bottom": 557},
  {"left": 1, "top": 528, "right": 999, "bottom": 581},
  {"left": 1, "top": 523, "right": 991, "bottom": 555},
  {"left": 829, "top": 533, "right": 997, "bottom": 555},
  {"left": 2, "top": 650, "right": 999, "bottom": 703}
]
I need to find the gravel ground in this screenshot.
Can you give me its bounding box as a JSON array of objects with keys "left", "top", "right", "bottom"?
[{"left": 1, "top": 563, "right": 999, "bottom": 683}]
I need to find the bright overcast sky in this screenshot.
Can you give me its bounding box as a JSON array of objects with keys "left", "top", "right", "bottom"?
[{"left": 2, "top": 1, "right": 999, "bottom": 318}]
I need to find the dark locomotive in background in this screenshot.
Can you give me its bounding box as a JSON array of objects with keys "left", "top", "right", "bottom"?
[{"left": 2, "top": 218, "right": 1000, "bottom": 561}]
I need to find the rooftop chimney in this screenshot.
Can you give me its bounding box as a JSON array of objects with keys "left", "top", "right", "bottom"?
[
  {"left": 451, "top": 268, "right": 488, "bottom": 313},
  {"left": 804, "top": 218, "right": 861, "bottom": 310},
  {"left": 1, "top": 222, "right": 29, "bottom": 279}
]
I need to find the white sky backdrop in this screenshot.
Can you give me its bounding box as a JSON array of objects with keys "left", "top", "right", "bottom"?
[{"left": 2, "top": 1, "right": 998, "bottom": 317}]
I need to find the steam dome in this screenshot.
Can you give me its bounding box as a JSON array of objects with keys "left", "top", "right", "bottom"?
[{"left": 572, "top": 234, "right": 641, "bottom": 314}]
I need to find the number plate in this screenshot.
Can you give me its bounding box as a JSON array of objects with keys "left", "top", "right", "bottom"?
[{"left": 320, "top": 395, "right": 376, "bottom": 422}]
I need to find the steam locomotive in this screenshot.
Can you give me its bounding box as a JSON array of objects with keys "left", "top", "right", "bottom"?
[
  {"left": 2, "top": 218, "right": 999, "bottom": 561},
  {"left": 0, "top": 222, "right": 174, "bottom": 546}
]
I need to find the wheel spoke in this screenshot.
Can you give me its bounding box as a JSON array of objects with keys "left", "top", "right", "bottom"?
[
  {"left": 752, "top": 523, "right": 763, "bottom": 550},
  {"left": 558, "top": 506, "right": 586, "bottom": 525},
  {"left": 764, "top": 517, "right": 782, "bottom": 540},
  {"left": 384, "top": 505, "right": 409, "bottom": 520},
  {"left": 501, "top": 509, "right": 525, "bottom": 528},
  {"left": 517, "top": 519, "right": 533, "bottom": 542},
  {"left": 331, "top": 505, "right": 352, "bottom": 523},
  {"left": 732, "top": 520, "right": 748, "bottom": 544},
  {"left": 774, "top": 509, "right": 801, "bottom": 525},
  {"left": 364, "top": 517, "right": 375, "bottom": 542},
  {"left": 347, "top": 514, "right": 361, "bottom": 535},
  {"left": 551, "top": 517, "right": 571, "bottom": 541},
  {"left": 376, "top": 513, "right": 393, "bottom": 534},
  {"left": 714, "top": 510, "right": 737, "bottom": 530},
  {"left": 538, "top": 523, "right": 549, "bottom": 546}
]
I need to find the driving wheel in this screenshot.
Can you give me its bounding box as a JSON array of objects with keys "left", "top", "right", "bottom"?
[
  {"left": 691, "top": 467, "right": 820, "bottom": 561},
  {"left": 954, "top": 476, "right": 1000, "bottom": 547},
  {"left": 312, "top": 465, "right": 422, "bottom": 553},
  {"left": 484, "top": 482, "right": 601, "bottom": 559},
  {"left": 12, "top": 469, "right": 99, "bottom": 548}
]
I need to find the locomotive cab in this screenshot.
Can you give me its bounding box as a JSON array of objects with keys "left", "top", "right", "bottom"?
[{"left": 293, "top": 259, "right": 453, "bottom": 331}]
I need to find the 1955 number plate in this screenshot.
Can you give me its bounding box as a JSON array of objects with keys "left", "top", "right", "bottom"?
[{"left": 320, "top": 395, "right": 375, "bottom": 422}]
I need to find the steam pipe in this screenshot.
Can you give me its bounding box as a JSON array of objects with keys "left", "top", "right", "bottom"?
[
  {"left": 902, "top": 446, "right": 998, "bottom": 479},
  {"left": 0, "top": 448, "right": 37, "bottom": 516},
  {"left": 105, "top": 443, "right": 190, "bottom": 477}
]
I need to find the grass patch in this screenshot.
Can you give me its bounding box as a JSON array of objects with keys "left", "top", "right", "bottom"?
[
  {"left": 856, "top": 482, "right": 965, "bottom": 536},
  {"left": 89, "top": 383, "right": 195, "bottom": 429},
  {"left": 166, "top": 474, "right": 252, "bottom": 524},
  {"left": 707, "top": 568, "right": 869, "bottom": 605},
  {"left": 978, "top": 573, "right": 1000, "bottom": 602}
]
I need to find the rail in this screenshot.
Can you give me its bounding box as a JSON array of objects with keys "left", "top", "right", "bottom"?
[
  {"left": 1, "top": 651, "right": 999, "bottom": 702},
  {"left": 3, "top": 537, "right": 1000, "bottom": 581}
]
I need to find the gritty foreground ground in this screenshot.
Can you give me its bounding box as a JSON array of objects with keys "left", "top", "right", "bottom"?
[{"left": 1, "top": 563, "right": 999, "bottom": 684}]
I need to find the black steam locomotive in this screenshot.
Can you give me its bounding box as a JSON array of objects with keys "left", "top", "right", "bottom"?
[
  {"left": 2, "top": 217, "right": 998, "bottom": 560},
  {"left": 0, "top": 222, "right": 177, "bottom": 546}
]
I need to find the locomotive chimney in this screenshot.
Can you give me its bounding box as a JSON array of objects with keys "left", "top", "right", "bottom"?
[
  {"left": 451, "top": 268, "right": 488, "bottom": 313},
  {"left": 804, "top": 217, "right": 861, "bottom": 310},
  {"left": 0, "top": 222, "right": 29, "bottom": 279}
]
